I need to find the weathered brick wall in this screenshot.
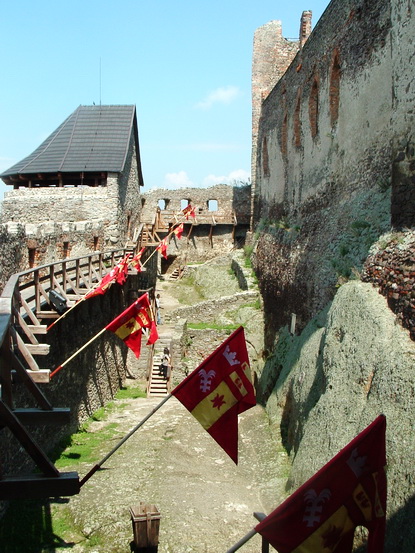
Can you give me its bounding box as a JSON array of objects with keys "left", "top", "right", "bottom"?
[
  {"left": 362, "top": 231, "right": 415, "bottom": 340},
  {"left": 252, "top": 20, "right": 301, "bottom": 190},
  {"left": 1, "top": 221, "right": 106, "bottom": 274},
  {"left": 252, "top": 0, "right": 414, "bottom": 347}
]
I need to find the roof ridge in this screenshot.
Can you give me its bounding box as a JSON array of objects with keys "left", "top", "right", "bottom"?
[{"left": 58, "top": 106, "right": 82, "bottom": 171}]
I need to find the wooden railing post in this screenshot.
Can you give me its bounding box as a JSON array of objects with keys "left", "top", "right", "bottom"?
[{"left": 34, "top": 269, "right": 41, "bottom": 313}]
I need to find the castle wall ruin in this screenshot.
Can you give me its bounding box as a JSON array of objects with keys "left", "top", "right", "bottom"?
[{"left": 252, "top": 0, "right": 415, "bottom": 346}]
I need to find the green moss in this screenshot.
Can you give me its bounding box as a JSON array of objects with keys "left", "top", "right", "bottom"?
[
  {"left": 54, "top": 422, "right": 120, "bottom": 468},
  {"left": 115, "top": 386, "right": 146, "bottom": 400}
]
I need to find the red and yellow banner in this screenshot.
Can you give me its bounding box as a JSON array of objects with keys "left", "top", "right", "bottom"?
[{"left": 171, "top": 326, "right": 256, "bottom": 463}]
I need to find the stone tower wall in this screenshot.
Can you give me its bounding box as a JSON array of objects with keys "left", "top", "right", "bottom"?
[
  {"left": 251, "top": 0, "right": 415, "bottom": 345},
  {"left": 251, "top": 12, "right": 312, "bottom": 223}
]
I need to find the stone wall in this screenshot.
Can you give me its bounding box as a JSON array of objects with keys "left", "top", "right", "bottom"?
[
  {"left": 255, "top": 280, "right": 415, "bottom": 552},
  {"left": 251, "top": 0, "right": 415, "bottom": 348},
  {"left": 251, "top": 14, "right": 309, "bottom": 198},
  {"left": 0, "top": 224, "right": 25, "bottom": 293},
  {"left": 362, "top": 230, "right": 415, "bottom": 340},
  {"left": 141, "top": 183, "right": 250, "bottom": 224},
  {"left": 142, "top": 184, "right": 251, "bottom": 266},
  {"left": 0, "top": 134, "right": 141, "bottom": 253}
]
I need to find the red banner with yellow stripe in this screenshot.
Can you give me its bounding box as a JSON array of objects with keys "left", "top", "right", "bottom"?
[
  {"left": 255, "top": 415, "right": 387, "bottom": 552},
  {"left": 171, "top": 326, "right": 256, "bottom": 463}
]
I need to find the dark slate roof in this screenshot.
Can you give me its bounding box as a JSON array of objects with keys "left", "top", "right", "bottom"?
[{"left": 1, "top": 105, "right": 140, "bottom": 176}]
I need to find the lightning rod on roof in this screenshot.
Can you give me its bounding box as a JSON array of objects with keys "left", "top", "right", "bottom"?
[{"left": 99, "top": 57, "right": 102, "bottom": 106}]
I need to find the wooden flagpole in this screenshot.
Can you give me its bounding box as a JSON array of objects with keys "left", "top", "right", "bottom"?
[
  {"left": 224, "top": 529, "right": 258, "bottom": 553},
  {"left": 80, "top": 393, "right": 172, "bottom": 487},
  {"left": 49, "top": 327, "right": 107, "bottom": 378}
]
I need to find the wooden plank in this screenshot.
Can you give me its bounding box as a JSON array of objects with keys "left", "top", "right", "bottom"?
[
  {"left": 20, "top": 295, "right": 42, "bottom": 327},
  {"left": 13, "top": 331, "right": 40, "bottom": 371},
  {"left": 0, "top": 333, "right": 14, "bottom": 409},
  {"left": 0, "top": 401, "right": 59, "bottom": 477},
  {"left": 27, "top": 325, "right": 48, "bottom": 335},
  {"left": 25, "top": 344, "right": 50, "bottom": 356},
  {"left": 3, "top": 408, "right": 71, "bottom": 426},
  {"left": 35, "top": 311, "right": 60, "bottom": 319},
  {"left": 0, "top": 472, "right": 80, "bottom": 500},
  {"left": 13, "top": 306, "right": 39, "bottom": 346},
  {"left": 11, "top": 354, "right": 52, "bottom": 407}
]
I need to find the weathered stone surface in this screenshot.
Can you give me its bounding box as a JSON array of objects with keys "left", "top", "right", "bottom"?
[{"left": 256, "top": 281, "right": 415, "bottom": 551}]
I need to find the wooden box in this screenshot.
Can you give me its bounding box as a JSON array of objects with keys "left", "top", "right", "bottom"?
[{"left": 130, "top": 502, "right": 160, "bottom": 552}]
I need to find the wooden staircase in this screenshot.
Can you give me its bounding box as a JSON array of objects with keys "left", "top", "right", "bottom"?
[{"left": 147, "top": 333, "right": 172, "bottom": 397}]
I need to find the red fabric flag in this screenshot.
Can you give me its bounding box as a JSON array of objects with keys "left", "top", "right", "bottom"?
[
  {"left": 171, "top": 326, "right": 256, "bottom": 463},
  {"left": 156, "top": 237, "right": 168, "bottom": 259},
  {"left": 256, "top": 415, "right": 387, "bottom": 553},
  {"left": 85, "top": 263, "right": 122, "bottom": 299},
  {"left": 182, "top": 204, "right": 196, "bottom": 219},
  {"left": 130, "top": 247, "right": 145, "bottom": 272},
  {"left": 115, "top": 253, "right": 131, "bottom": 285},
  {"left": 173, "top": 223, "right": 184, "bottom": 239},
  {"left": 105, "top": 293, "right": 158, "bottom": 358}
]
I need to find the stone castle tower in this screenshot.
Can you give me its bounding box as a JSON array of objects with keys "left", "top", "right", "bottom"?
[{"left": 251, "top": 11, "right": 312, "bottom": 221}]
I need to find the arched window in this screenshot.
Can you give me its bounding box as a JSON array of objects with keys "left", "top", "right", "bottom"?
[
  {"left": 309, "top": 75, "right": 319, "bottom": 138},
  {"left": 281, "top": 113, "right": 288, "bottom": 157},
  {"left": 330, "top": 52, "right": 341, "bottom": 127},
  {"left": 294, "top": 91, "right": 302, "bottom": 148}
]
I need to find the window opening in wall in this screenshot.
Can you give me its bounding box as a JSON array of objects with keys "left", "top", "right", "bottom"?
[
  {"left": 93, "top": 236, "right": 99, "bottom": 251},
  {"left": 207, "top": 199, "right": 218, "bottom": 212},
  {"left": 63, "top": 242, "right": 70, "bottom": 258},
  {"left": 330, "top": 52, "right": 341, "bottom": 127},
  {"left": 309, "top": 76, "right": 319, "bottom": 138},
  {"left": 281, "top": 113, "right": 288, "bottom": 157},
  {"left": 262, "top": 136, "right": 270, "bottom": 178},
  {"left": 294, "top": 92, "right": 302, "bottom": 148},
  {"left": 158, "top": 199, "right": 170, "bottom": 210},
  {"left": 180, "top": 199, "right": 191, "bottom": 210},
  {"left": 28, "top": 248, "right": 36, "bottom": 269},
  {"left": 127, "top": 214, "right": 131, "bottom": 238},
  {"left": 141, "top": 198, "right": 146, "bottom": 208}
]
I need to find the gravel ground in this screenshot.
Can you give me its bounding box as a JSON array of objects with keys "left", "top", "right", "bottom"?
[
  {"left": 49, "top": 263, "right": 290, "bottom": 552},
  {"left": 53, "top": 394, "right": 289, "bottom": 553}
]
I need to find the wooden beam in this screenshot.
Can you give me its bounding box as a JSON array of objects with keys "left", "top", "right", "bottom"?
[
  {"left": 1, "top": 408, "right": 71, "bottom": 426},
  {"left": 12, "top": 369, "right": 51, "bottom": 384},
  {"left": 11, "top": 354, "right": 52, "bottom": 407},
  {"left": 0, "top": 472, "right": 80, "bottom": 500},
  {"left": 0, "top": 401, "right": 59, "bottom": 477},
  {"left": 24, "top": 344, "right": 50, "bottom": 356}
]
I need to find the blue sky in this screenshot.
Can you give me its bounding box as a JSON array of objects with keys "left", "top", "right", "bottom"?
[{"left": 0, "top": 0, "right": 329, "bottom": 200}]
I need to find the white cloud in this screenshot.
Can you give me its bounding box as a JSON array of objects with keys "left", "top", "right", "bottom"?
[
  {"left": 195, "top": 86, "right": 241, "bottom": 110},
  {"left": 202, "top": 169, "right": 251, "bottom": 187},
  {"left": 163, "top": 171, "right": 194, "bottom": 189}
]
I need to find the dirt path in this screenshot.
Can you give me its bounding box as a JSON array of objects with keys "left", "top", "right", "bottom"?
[{"left": 50, "top": 273, "right": 290, "bottom": 553}]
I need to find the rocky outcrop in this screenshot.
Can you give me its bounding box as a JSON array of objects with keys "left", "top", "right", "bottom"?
[{"left": 256, "top": 280, "right": 415, "bottom": 552}]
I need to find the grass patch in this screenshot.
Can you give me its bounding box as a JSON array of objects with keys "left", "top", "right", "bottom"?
[
  {"left": 115, "top": 385, "right": 146, "bottom": 400},
  {"left": 53, "top": 422, "right": 120, "bottom": 469}
]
